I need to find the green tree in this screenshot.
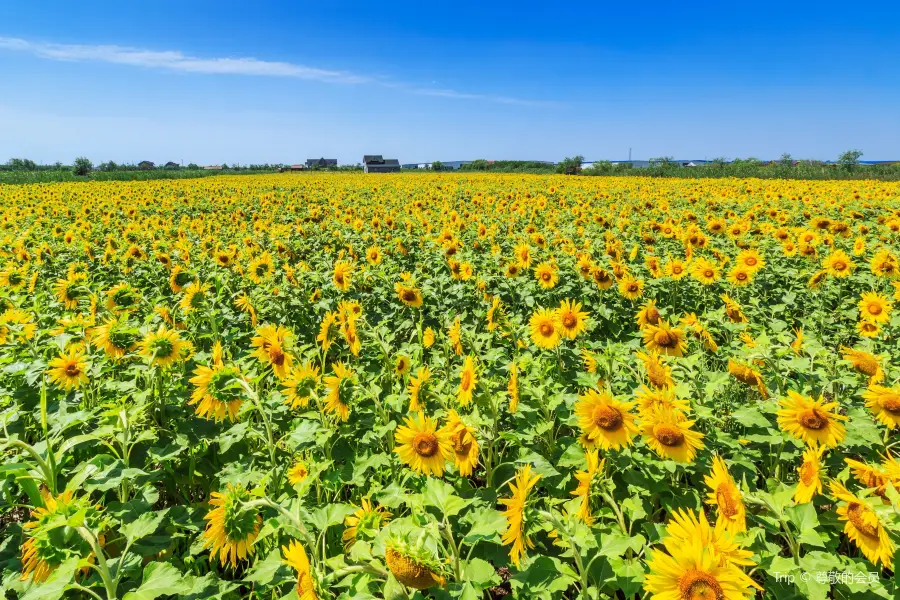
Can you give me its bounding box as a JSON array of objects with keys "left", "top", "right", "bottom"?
[
  {"left": 431, "top": 161, "right": 444, "bottom": 171},
  {"left": 779, "top": 153, "right": 794, "bottom": 167},
  {"left": 72, "top": 157, "right": 93, "bottom": 176},
  {"left": 838, "top": 149, "right": 863, "bottom": 170},
  {"left": 557, "top": 155, "right": 584, "bottom": 174},
  {"left": 187, "top": 163, "right": 200, "bottom": 170}
]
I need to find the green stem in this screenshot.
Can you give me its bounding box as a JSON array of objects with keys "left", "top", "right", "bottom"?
[
  {"left": 3, "top": 439, "right": 56, "bottom": 495},
  {"left": 440, "top": 520, "right": 463, "bottom": 582},
  {"left": 77, "top": 527, "right": 117, "bottom": 600}
]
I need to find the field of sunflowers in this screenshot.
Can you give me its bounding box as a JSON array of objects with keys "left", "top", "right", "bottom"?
[{"left": 2, "top": 173, "right": 900, "bottom": 600}]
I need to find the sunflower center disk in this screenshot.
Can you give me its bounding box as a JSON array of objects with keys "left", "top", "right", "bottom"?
[
  {"left": 881, "top": 394, "right": 900, "bottom": 414},
  {"left": 413, "top": 434, "right": 439, "bottom": 457},
  {"left": 799, "top": 461, "right": 817, "bottom": 486},
  {"left": 847, "top": 503, "right": 880, "bottom": 538},
  {"left": 654, "top": 331, "right": 674, "bottom": 347},
  {"left": 654, "top": 424, "right": 685, "bottom": 447},
  {"left": 539, "top": 323, "right": 554, "bottom": 336},
  {"left": 679, "top": 569, "right": 726, "bottom": 600},
  {"left": 798, "top": 408, "right": 828, "bottom": 430},
  {"left": 591, "top": 405, "right": 623, "bottom": 431},
  {"left": 715, "top": 483, "right": 740, "bottom": 517}
]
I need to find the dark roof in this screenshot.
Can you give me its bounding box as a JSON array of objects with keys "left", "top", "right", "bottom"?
[
  {"left": 363, "top": 155, "right": 385, "bottom": 164},
  {"left": 306, "top": 158, "right": 338, "bottom": 167}
]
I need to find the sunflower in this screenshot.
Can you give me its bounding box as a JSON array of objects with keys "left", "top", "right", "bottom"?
[
  {"left": 863, "top": 385, "right": 900, "bottom": 429},
  {"left": 457, "top": 355, "right": 478, "bottom": 406},
  {"left": 726, "top": 265, "right": 754, "bottom": 287},
  {"left": 395, "top": 354, "right": 411, "bottom": 377},
  {"left": 332, "top": 260, "right": 353, "bottom": 292},
  {"left": 634, "top": 385, "right": 691, "bottom": 417},
  {"left": 575, "top": 389, "right": 638, "bottom": 450},
  {"left": 821, "top": 249, "right": 854, "bottom": 277},
  {"left": 47, "top": 347, "right": 89, "bottom": 390},
  {"left": 858, "top": 291, "right": 892, "bottom": 323},
  {"left": 90, "top": 315, "right": 137, "bottom": 359},
  {"left": 790, "top": 327, "right": 804, "bottom": 354},
  {"left": 139, "top": 325, "right": 186, "bottom": 368},
  {"left": 663, "top": 258, "right": 690, "bottom": 280},
  {"left": 529, "top": 308, "right": 561, "bottom": 350},
  {"left": 202, "top": 484, "right": 262, "bottom": 567},
  {"left": 0, "top": 309, "right": 37, "bottom": 345},
  {"left": 637, "top": 351, "right": 674, "bottom": 389},
  {"left": 841, "top": 347, "right": 883, "bottom": 384},
  {"left": 870, "top": 249, "right": 899, "bottom": 278},
  {"left": 442, "top": 410, "right": 479, "bottom": 476},
  {"left": 617, "top": 276, "right": 644, "bottom": 300},
  {"left": 385, "top": 537, "right": 445, "bottom": 590},
  {"left": 704, "top": 456, "right": 746, "bottom": 534},
  {"left": 54, "top": 272, "right": 87, "bottom": 309},
  {"left": 189, "top": 359, "right": 245, "bottom": 422},
  {"left": 288, "top": 459, "right": 309, "bottom": 485},
  {"left": 394, "top": 412, "right": 453, "bottom": 476},
  {"left": 641, "top": 407, "right": 705, "bottom": 464},
  {"left": 407, "top": 366, "right": 432, "bottom": 412},
  {"left": 514, "top": 242, "right": 532, "bottom": 267},
  {"left": 664, "top": 508, "right": 755, "bottom": 568},
  {"left": 366, "top": 245, "right": 382, "bottom": 265},
  {"left": 169, "top": 266, "right": 196, "bottom": 293},
  {"left": 282, "top": 541, "right": 319, "bottom": 600},
  {"left": 247, "top": 252, "right": 275, "bottom": 284},
  {"left": 830, "top": 481, "right": 895, "bottom": 567},
  {"left": 342, "top": 498, "right": 391, "bottom": 551},
  {"left": 794, "top": 445, "right": 825, "bottom": 504},
  {"left": 179, "top": 281, "right": 211, "bottom": 314},
  {"left": 508, "top": 362, "right": 520, "bottom": 413},
  {"left": 486, "top": 296, "right": 503, "bottom": 332},
  {"left": 554, "top": 299, "right": 589, "bottom": 340},
  {"left": 592, "top": 266, "right": 614, "bottom": 289},
  {"left": 776, "top": 391, "right": 847, "bottom": 448},
  {"left": 500, "top": 464, "right": 541, "bottom": 567},
  {"left": 448, "top": 317, "right": 463, "bottom": 355},
  {"left": 727, "top": 360, "right": 768, "bottom": 398},
  {"left": 691, "top": 258, "right": 720, "bottom": 285},
  {"left": 323, "top": 362, "right": 354, "bottom": 422},
  {"left": 571, "top": 449, "right": 604, "bottom": 524},
  {"left": 423, "top": 327, "right": 435, "bottom": 348},
  {"left": 504, "top": 262, "right": 522, "bottom": 278},
  {"left": 645, "top": 535, "right": 759, "bottom": 600},
  {"left": 534, "top": 261, "right": 558, "bottom": 289},
  {"left": 282, "top": 362, "right": 321, "bottom": 409},
  {"left": 720, "top": 294, "right": 747, "bottom": 323},
  {"left": 395, "top": 277, "right": 423, "bottom": 308},
  {"left": 251, "top": 324, "right": 294, "bottom": 379},
  {"left": 735, "top": 248, "right": 765, "bottom": 273},
  {"left": 636, "top": 299, "right": 662, "bottom": 328},
  {"left": 21, "top": 489, "right": 105, "bottom": 583},
  {"left": 105, "top": 282, "right": 141, "bottom": 313},
  {"left": 316, "top": 312, "right": 338, "bottom": 352},
  {"left": 642, "top": 320, "right": 686, "bottom": 357},
  {"left": 857, "top": 319, "right": 881, "bottom": 338}
]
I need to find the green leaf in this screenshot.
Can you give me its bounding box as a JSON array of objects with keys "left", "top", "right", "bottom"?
[
  {"left": 423, "top": 477, "right": 469, "bottom": 518},
  {"left": 731, "top": 406, "right": 771, "bottom": 429},
  {"left": 308, "top": 503, "right": 356, "bottom": 531},
  {"left": 510, "top": 556, "right": 577, "bottom": 597},
  {"left": 122, "top": 562, "right": 190, "bottom": 600},
  {"left": 121, "top": 510, "right": 168, "bottom": 543},
  {"left": 785, "top": 503, "right": 826, "bottom": 548},
  {"left": 244, "top": 548, "right": 291, "bottom": 585},
  {"left": 463, "top": 558, "right": 500, "bottom": 587},
  {"left": 462, "top": 507, "right": 506, "bottom": 544}
]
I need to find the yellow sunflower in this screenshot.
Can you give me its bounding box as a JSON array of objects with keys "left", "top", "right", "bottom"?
[
  {"left": 46, "top": 347, "right": 89, "bottom": 390},
  {"left": 637, "top": 350, "right": 674, "bottom": 389},
  {"left": 342, "top": 498, "right": 391, "bottom": 551},
  {"left": 822, "top": 249, "right": 855, "bottom": 277},
  {"left": 394, "top": 412, "right": 453, "bottom": 476},
  {"left": 323, "top": 362, "right": 354, "bottom": 422},
  {"left": 841, "top": 347, "right": 883, "bottom": 384},
  {"left": 288, "top": 459, "right": 309, "bottom": 485},
  {"left": 863, "top": 385, "right": 900, "bottom": 429},
  {"left": 571, "top": 449, "right": 604, "bottom": 524},
  {"left": 529, "top": 308, "right": 561, "bottom": 350},
  {"left": 507, "top": 362, "right": 520, "bottom": 413},
  {"left": 636, "top": 299, "right": 662, "bottom": 328},
  {"left": 442, "top": 410, "right": 479, "bottom": 476},
  {"left": 645, "top": 536, "right": 760, "bottom": 600},
  {"left": 189, "top": 360, "right": 245, "bottom": 422},
  {"left": 282, "top": 362, "right": 321, "bottom": 409},
  {"left": 830, "top": 481, "right": 895, "bottom": 567},
  {"left": 556, "top": 299, "right": 589, "bottom": 339},
  {"left": 704, "top": 456, "right": 746, "bottom": 534},
  {"left": 574, "top": 389, "right": 638, "bottom": 450},
  {"left": 617, "top": 276, "right": 644, "bottom": 300},
  {"left": 282, "top": 541, "right": 319, "bottom": 600},
  {"left": 641, "top": 407, "right": 705, "bottom": 464},
  {"left": 407, "top": 366, "right": 432, "bottom": 412},
  {"left": 858, "top": 291, "right": 892, "bottom": 323},
  {"left": 332, "top": 260, "right": 353, "bottom": 292},
  {"left": 794, "top": 445, "right": 825, "bottom": 504},
  {"left": 139, "top": 325, "right": 186, "bottom": 368},
  {"left": 534, "top": 261, "right": 559, "bottom": 289},
  {"left": 202, "top": 484, "right": 262, "bottom": 567},
  {"left": 776, "top": 391, "right": 847, "bottom": 448},
  {"left": 457, "top": 355, "right": 478, "bottom": 406},
  {"left": 663, "top": 508, "right": 755, "bottom": 568},
  {"left": 500, "top": 464, "right": 541, "bottom": 567},
  {"left": 642, "top": 320, "right": 687, "bottom": 357}
]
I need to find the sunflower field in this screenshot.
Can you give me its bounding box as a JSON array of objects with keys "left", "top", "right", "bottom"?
[{"left": 2, "top": 174, "right": 900, "bottom": 600}]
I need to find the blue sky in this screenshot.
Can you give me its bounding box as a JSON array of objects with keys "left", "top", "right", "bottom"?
[{"left": 1, "top": 0, "right": 898, "bottom": 165}]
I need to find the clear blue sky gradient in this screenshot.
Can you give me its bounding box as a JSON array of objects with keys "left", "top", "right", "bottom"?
[{"left": 1, "top": 0, "right": 898, "bottom": 165}]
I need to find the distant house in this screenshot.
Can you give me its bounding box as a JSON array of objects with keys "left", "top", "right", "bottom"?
[
  {"left": 138, "top": 161, "right": 155, "bottom": 170},
  {"left": 203, "top": 165, "right": 223, "bottom": 170},
  {"left": 163, "top": 161, "right": 180, "bottom": 169},
  {"left": 290, "top": 165, "right": 306, "bottom": 172},
  {"left": 305, "top": 158, "right": 338, "bottom": 169},
  {"left": 363, "top": 155, "right": 401, "bottom": 173}
]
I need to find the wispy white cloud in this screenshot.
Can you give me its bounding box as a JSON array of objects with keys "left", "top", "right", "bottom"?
[{"left": 0, "top": 36, "right": 554, "bottom": 106}]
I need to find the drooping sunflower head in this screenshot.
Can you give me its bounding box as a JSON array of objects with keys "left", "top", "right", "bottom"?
[
  {"left": 635, "top": 299, "right": 662, "bottom": 328},
  {"left": 841, "top": 346, "right": 883, "bottom": 383},
  {"left": 21, "top": 490, "right": 106, "bottom": 583},
  {"left": 863, "top": 385, "right": 900, "bottom": 429},
  {"left": 343, "top": 498, "right": 391, "bottom": 551},
  {"left": 189, "top": 363, "right": 245, "bottom": 422},
  {"left": 636, "top": 350, "right": 674, "bottom": 389},
  {"left": 829, "top": 481, "right": 895, "bottom": 567},
  {"left": 385, "top": 534, "right": 446, "bottom": 590},
  {"left": 106, "top": 282, "right": 141, "bottom": 313},
  {"left": 332, "top": 260, "right": 354, "bottom": 292},
  {"left": 203, "top": 484, "right": 262, "bottom": 568},
  {"left": 90, "top": 316, "right": 137, "bottom": 359},
  {"left": 395, "top": 354, "right": 411, "bottom": 377},
  {"left": 776, "top": 390, "right": 847, "bottom": 448},
  {"left": 704, "top": 456, "right": 746, "bottom": 534}
]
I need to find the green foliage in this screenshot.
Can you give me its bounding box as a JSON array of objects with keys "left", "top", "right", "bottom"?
[{"left": 71, "top": 157, "right": 92, "bottom": 176}]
